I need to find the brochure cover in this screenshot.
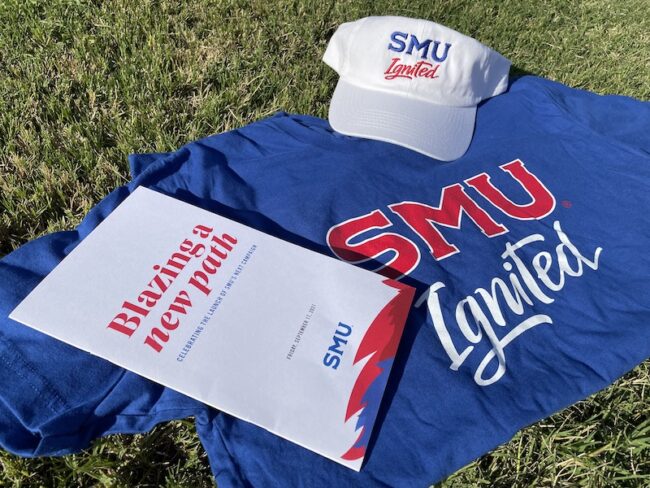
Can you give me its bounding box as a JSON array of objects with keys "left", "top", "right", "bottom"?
[{"left": 10, "top": 187, "right": 415, "bottom": 471}]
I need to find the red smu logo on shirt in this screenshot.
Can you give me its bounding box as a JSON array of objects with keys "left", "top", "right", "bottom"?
[{"left": 326, "top": 159, "right": 556, "bottom": 279}]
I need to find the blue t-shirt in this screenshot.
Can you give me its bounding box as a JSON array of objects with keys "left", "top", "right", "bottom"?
[{"left": 1, "top": 76, "right": 649, "bottom": 486}]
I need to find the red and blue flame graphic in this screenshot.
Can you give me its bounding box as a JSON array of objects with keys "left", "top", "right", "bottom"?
[{"left": 341, "top": 279, "right": 414, "bottom": 462}]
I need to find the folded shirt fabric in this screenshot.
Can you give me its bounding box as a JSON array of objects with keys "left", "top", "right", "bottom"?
[{"left": 1, "top": 76, "right": 649, "bottom": 486}]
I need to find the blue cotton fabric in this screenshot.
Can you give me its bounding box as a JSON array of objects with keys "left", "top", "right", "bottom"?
[{"left": 1, "top": 76, "right": 649, "bottom": 486}]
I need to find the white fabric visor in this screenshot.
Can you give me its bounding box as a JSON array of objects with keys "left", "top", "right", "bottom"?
[{"left": 329, "top": 78, "right": 476, "bottom": 161}]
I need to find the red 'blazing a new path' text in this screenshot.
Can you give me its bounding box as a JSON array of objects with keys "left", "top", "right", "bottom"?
[{"left": 106, "top": 224, "right": 238, "bottom": 353}]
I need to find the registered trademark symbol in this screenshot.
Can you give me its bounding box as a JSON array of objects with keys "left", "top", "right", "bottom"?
[{"left": 561, "top": 200, "right": 572, "bottom": 208}]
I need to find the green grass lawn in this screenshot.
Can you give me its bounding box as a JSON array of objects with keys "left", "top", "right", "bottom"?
[{"left": 1, "top": 0, "right": 649, "bottom": 486}]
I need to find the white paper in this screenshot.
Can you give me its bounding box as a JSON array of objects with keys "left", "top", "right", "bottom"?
[{"left": 10, "top": 187, "right": 414, "bottom": 470}]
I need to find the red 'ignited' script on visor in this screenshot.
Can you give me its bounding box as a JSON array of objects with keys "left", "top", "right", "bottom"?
[{"left": 384, "top": 58, "right": 440, "bottom": 80}]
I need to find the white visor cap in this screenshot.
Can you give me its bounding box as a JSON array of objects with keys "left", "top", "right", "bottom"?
[{"left": 323, "top": 16, "right": 511, "bottom": 161}]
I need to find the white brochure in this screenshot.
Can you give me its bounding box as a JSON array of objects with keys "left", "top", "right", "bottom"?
[{"left": 10, "top": 186, "right": 414, "bottom": 471}]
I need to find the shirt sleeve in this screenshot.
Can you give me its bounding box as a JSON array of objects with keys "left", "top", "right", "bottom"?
[
  {"left": 518, "top": 76, "right": 650, "bottom": 154},
  {"left": 129, "top": 152, "right": 171, "bottom": 179}
]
